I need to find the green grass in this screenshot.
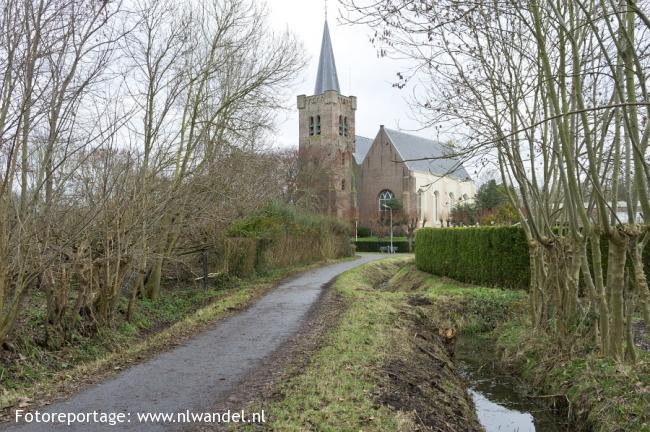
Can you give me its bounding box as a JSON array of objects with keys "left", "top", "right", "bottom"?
[
  {"left": 259, "top": 259, "right": 407, "bottom": 431},
  {"left": 414, "top": 267, "right": 649, "bottom": 431},
  {"left": 411, "top": 265, "right": 649, "bottom": 432},
  {"left": 249, "top": 259, "right": 480, "bottom": 431},
  {"left": 259, "top": 259, "right": 650, "bottom": 431},
  {"left": 421, "top": 276, "right": 526, "bottom": 334},
  {"left": 495, "top": 320, "right": 650, "bottom": 432},
  {"left": 0, "top": 258, "right": 352, "bottom": 411}
]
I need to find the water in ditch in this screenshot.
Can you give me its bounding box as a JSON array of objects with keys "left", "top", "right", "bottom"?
[{"left": 456, "top": 336, "right": 571, "bottom": 432}]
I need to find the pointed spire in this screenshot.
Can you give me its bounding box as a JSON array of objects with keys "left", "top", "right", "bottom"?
[{"left": 314, "top": 20, "right": 340, "bottom": 95}]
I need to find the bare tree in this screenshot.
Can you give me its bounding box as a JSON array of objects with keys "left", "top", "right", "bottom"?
[
  {"left": 0, "top": 0, "right": 305, "bottom": 346},
  {"left": 342, "top": 0, "right": 649, "bottom": 362},
  {"left": 140, "top": 0, "right": 304, "bottom": 299},
  {"left": 0, "top": 0, "right": 128, "bottom": 345}
]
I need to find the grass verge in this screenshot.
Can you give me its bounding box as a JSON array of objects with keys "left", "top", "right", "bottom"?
[
  {"left": 249, "top": 260, "right": 649, "bottom": 432},
  {"left": 0, "top": 258, "right": 353, "bottom": 418},
  {"left": 406, "top": 263, "right": 650, "bottom": 432},
  {"left": 244, "top": 258, "right": 481, "bottom": 431},
  {"left": 495, "top": 320, "right": 650, "bottom": 431}
]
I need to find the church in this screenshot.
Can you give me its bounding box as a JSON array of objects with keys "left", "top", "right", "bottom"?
[{"left": 297, "top": 21, "right": 476, "bottom": 229}]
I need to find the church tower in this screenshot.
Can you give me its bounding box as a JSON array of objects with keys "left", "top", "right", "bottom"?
[{"left": 297, "top": 20, "right": 356, "bottom": 221}]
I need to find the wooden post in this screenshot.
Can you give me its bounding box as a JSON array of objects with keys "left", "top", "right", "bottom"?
[{"left": 202, "top": 251, "right": 209, "bottom": 290}]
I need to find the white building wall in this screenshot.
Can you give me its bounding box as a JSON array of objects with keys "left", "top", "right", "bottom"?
[{"left": 413, "top": 172, "right": 477, "bottom": 227}]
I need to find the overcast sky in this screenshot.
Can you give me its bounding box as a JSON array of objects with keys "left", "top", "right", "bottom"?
[{"left": 267, "top": 0, "right": 429, "bottom": 149}]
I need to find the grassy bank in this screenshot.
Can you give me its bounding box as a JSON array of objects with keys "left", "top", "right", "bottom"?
[
  {"left": 251, "top": 259, "right": 649, "bottom": 432},
  {"left": 0, "top": 258, "right": 351, "bottom": 417},
  {"left": 399, "top": 261, "right": 649, "bottom": 431},
  {"left": 399, "top": 263, "right": 650, "bottom": 432},
  {"left": 495, "top": 321, "right": 650, "bottom": 431},
  {"left": 247, "top": 258, "right": 481, "bottom": 431}
]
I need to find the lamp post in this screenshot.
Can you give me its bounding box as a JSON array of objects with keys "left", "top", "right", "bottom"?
[
  {"left": 382, "top": 203, "right": 393, "bottom": 253},
  {"left": 417, "top": 188, "right": 423, "bottom": 226},
  {"left": 434, "top": 191, "right": 439, "bottom": 227},
  {"left": 355, "top": 219, "right": 358, "bottom": 241}
]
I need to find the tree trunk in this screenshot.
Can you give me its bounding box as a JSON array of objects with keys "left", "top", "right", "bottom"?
[
  {"left": 607, "top": 234, "right": 628, "bottom": 360},
  {"left": 145, "top": 255, "right": 164, "bottom": 300},
  {"left": 631, "top": 240, "right": 650, "bottom": 326}
]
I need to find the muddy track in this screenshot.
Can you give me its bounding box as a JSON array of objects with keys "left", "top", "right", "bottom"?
[
  {"left": 2, "top": 254, "right": 386, "bottom": 432},
  {"left": 192, "top": 278, "right": 351, "bottom": 432}
]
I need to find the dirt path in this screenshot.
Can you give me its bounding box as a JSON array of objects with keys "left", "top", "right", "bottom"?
[{"left": 3, "top": 254, "right": 385, "bottom": 432}]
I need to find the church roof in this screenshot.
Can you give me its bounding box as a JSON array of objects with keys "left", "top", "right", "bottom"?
[
  {"left": 353, "top": 135, "right": 373, "bottom": 164},
  {"left": 384, "top": 128, "right": 472, "bottom": 181},
  {"left": 314, "top": 21, "right": 340, "bottom": 94}
]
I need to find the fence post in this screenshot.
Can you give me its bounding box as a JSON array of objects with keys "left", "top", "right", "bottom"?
[{"left": 202, "top": 250, "right": 209, "bottom": 290}]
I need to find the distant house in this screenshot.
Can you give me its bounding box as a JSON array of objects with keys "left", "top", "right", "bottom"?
[
  {"left": 584, "top": 201, "right": 644, "bottom": 224},
  {"left": 297, "top": 20, "right": 475, "bottom": 228}
]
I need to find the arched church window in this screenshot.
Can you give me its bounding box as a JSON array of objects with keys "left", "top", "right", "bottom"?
[
  {"left": 343, "top": 117, "right": 349, "bottom": 137},
  {"left": 341, "top": 179, "right": 346, "bottom": 190},
  {"left": 341, "top": 152, "right": 345, "bottom": 166},
  {"left": 309, "top": 116, "right": 314, "bottom": 136},
  {"left": 315, "top": 115, "right": 321, "bottom": 135},
  {"left": 339, "top": 115, "right": 344, "bottom": 136},
  {"left": 378, "top": 189, "right": 394, "bottom": 213}
]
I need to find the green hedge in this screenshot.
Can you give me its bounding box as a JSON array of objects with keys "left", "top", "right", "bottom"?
[
  {"left": 224, "top": 237, "right": 259, "bottom": 277},
  {"left": 415, "top": 227, "right": 650, "bottom": 290},
  {"left": 353, "top": 240, "right": 411, "bottom": 253},
  {"left": 415, "top": 227, "right": 530, "bottom": 289},
  {"left": 225, "top": 203, "right": 352, "bottom": 274},
  {"left": 357, "top": 226, "right": 371, "bottom": 237}
]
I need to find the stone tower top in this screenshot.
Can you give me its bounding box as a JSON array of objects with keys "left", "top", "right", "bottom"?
[
  {"left": 297, "top": 18, "right": 355, "bottom": 221},
  {"left": 314, "top": 21, "right": 340, "bottom": 95}
]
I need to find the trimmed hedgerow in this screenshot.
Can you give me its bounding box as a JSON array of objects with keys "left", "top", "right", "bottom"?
[
  {"left": 415, "top": 227, "right": 530, "bottom": 290},
  {"left": 356, "top": 226, "right": 371, "bottom": 238},
  {"left": 415, "top": 227, "right": 650, "bottom": 291},
  {"left": 353, "top": 240, "right": 410, "bottom": 253}
]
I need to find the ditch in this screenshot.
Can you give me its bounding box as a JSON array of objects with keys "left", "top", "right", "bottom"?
[{"left": 456, "top": 336, "right": 571, "bottom": 432}]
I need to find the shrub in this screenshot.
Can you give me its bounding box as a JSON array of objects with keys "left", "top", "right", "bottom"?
[
  {"left": 415, "top": 227, "right": 650, "bottom": 290},
  {"left": 356, "top": 226, "right": 371, "bottom": 238},
  {"left": 224, "top": 238, "right": 258, "bottom": 277},
  {"left": 415, "top": 227, "right": 530, "bottom": 289},
  {"left": 185, "top": 204, "right": 353, "bottom": 282},
  {"left": 353, "top": 240, "right": 411, "bottom": 253},
  {"left": 226, "top": 203, "right": 352, "bottom": 274}
]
